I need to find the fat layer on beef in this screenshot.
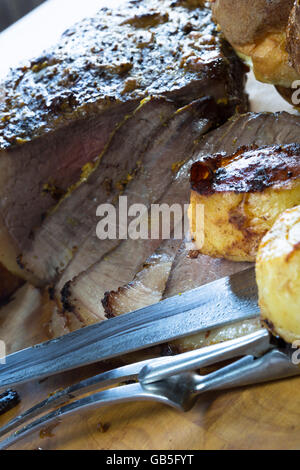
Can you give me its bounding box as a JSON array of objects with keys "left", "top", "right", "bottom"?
[
  {"left": 0, "top": 0, "right": 248, "bottom": 275},
  {"left": 103, "top": 238, "right": 182, "bottom": 320}
]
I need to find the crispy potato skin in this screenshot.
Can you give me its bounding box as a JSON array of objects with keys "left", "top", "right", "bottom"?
[
  {"left": 211, "top": 0, "right": 300, "bottom": 88},
  {"left": 211, "top": 0, "right": 293, "bottom": 47},
  {"left": 188, "top": 145, "right": 300, "bottom": 261},
  {"left": 256, "top": 205, "right": 300, "bottom": 344},
  {"left": 239, "top": 33, "right": 299, "bottom": 88}
]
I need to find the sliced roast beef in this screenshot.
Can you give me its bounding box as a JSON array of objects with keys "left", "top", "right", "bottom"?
[
  {"left": 0, "top": 264, "right": 23, "bottom": 303},
  {"left": 62, "top": 231, "right": 259, "bottom": 352},
  {"left": 63, "top": 111, "right": 300, "bottom": 324},
  {"left": 102, "top": 238, "right": 181, "bottom": 320},
  {"left": 0, "top": 0, "right": 248, "bottom": 279},
  {"left": 23, "top": 96, "right": 222, "bottom": 285},
  {"left": 21, "top": 96, "right": 178, "bottom": 282},
  {"left": 100, "top": 237, "right": 260, "bottom": 352},
  {"left": 102, "top": 240, "right": 250, "bottom": 320},
  {"left": 59, "top": 98, "right": 225, "bottom": 321},
  {"left": 162, "top": 246, "right": 250, "bottom": 300},
  {"left": 61, "top": 238, "right": 174, "bottom": 325},
  {"left": 162, "top": 245, "right": 260, "bottom": 352}
]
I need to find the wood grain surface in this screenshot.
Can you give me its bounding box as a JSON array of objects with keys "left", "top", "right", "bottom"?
[{"left": 1, "top": 285, "right": 300, "bottom": 450}]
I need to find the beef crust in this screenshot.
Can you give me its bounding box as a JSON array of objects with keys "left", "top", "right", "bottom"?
[{"left": 0, "top": 0, "right": 248, "bottom": 150}]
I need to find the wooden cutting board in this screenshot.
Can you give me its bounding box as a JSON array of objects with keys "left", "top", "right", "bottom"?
[
  {"left": 1, "top": 284, "right": 300, "bottom": 451},
  {"left": 1, "top": 0, "right": 300, "bottom": 451}
]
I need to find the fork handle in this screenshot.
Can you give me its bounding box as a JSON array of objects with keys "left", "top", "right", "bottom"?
[
  {"left": 193, "top": 349, "right": 300, "bottom": 394},
  {"left": 140, "top": 329, "right": 272, "bottom": 384}
]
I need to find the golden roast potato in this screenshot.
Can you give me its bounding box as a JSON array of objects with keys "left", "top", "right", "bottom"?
[
  {"left": 211, "top": 0, "right": 300, "bottom": 91},
  {"left": 188, "top": 144, "right": 300, "bottom": 261},
  {"left": 256, "top": 205, "right": 300, "bottom": 344}
]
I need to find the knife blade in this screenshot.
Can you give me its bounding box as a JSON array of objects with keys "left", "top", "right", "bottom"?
[{"left": 0, "top": 267, "right": 259, "bottom": 391}]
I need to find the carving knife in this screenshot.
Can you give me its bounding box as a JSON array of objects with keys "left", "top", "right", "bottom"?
[{"left": 0, "top": 267, "right": 260, "bottom": 391}]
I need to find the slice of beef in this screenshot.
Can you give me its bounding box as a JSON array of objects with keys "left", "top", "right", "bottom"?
[
  {"left": 0, "top": 0, "right": 248, "bottom": 275},
  {"left": 21, "top": 96, "right": 178, "bottom": 282},
  {"left": 62, "top": 238, "right": 162, "bottom": 324},
  {"left": 0, "top": 263, "right": 23, "bottom": 304},
  {"left": 59, "top": 98, "right": 224, "bottom": 322},
  {"left": 23, "top": 96, "right": 223, "bottom": 285},
  {"left": 102, "top": 238, "right": 182, "bottom": 320},
  {"left": 100, "top": 237, "right": 260, "bottom": 352},
  {"left": 63, "top": 111, "right": 300, "bottom": 323},
  {"left": 0, "top": 283, "right": 43, "bottom": 353},
  {"left": 163, "top": 246, "right": 250, "bottom": 300}
]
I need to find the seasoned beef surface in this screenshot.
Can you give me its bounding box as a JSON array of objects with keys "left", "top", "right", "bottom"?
[{"left": 0, "top": 0, "right": 247, "bottom": 150}]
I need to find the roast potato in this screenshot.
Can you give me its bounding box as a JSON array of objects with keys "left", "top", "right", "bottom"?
[
  {"left": 188, "top": 144, "right": 300, "bottom": 261},
  {"left": 211, "top": 0, "right": 300, "bottom": 89},
  {"left": 256, "top": 205, "right": 300, "bottom": 344},
  {"left": 211, "top": 0, "right": 293, "bottom": 47}
]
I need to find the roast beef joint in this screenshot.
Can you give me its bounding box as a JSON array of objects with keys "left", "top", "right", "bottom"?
[{"left": 0, "top": 0, "right": 248, "bottom": 306}]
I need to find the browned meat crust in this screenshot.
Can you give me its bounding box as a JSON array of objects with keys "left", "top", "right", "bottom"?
[{"left": 0, "top": 0, "right": 247, "bottom": 150}]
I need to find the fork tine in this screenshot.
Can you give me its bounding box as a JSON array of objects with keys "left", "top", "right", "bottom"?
[
  {"left": 0, "top": 382, "right": 170, "bottom": 450},
  {"left": 0, "top": 357, "right": 154, "bottom": 440}
]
